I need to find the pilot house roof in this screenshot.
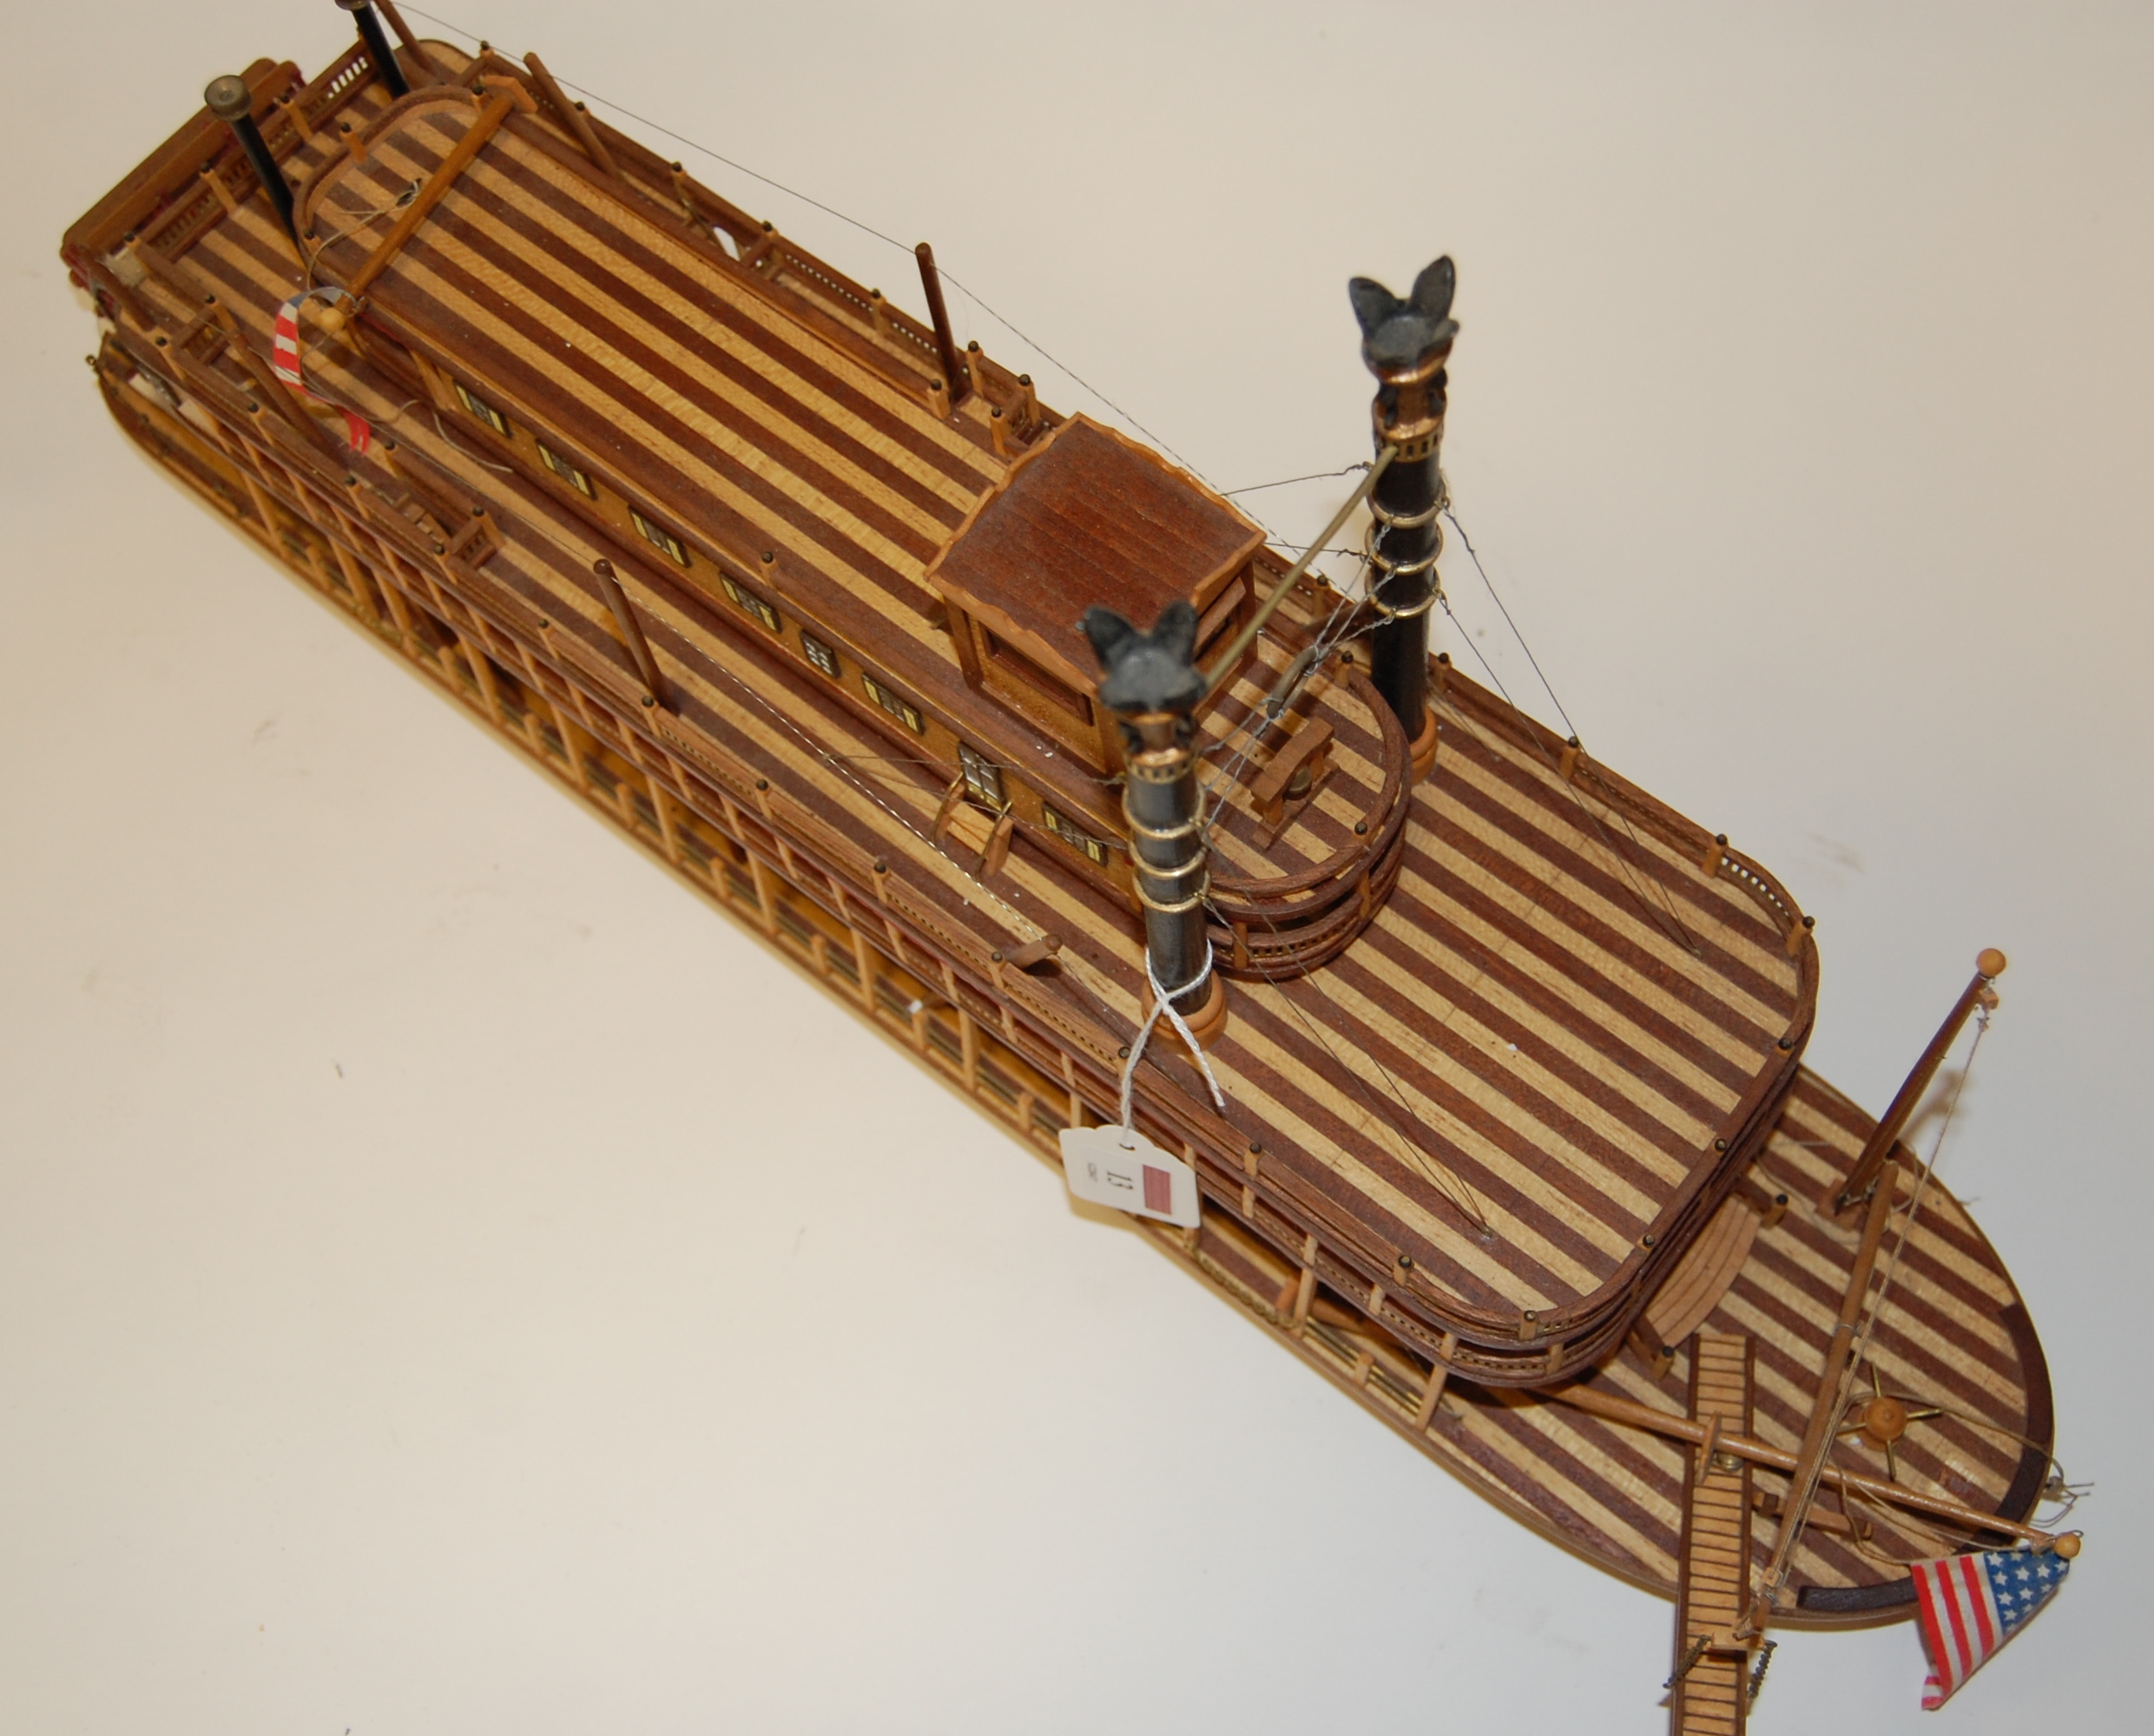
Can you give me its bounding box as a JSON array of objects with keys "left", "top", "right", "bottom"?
[{"left": 925, "top": 416, "right": 1264, "bottom": 692}]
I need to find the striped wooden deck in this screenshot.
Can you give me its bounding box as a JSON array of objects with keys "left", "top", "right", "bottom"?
[{"left": 64, "top": 31, "right": 2053, "bottom": 1628}]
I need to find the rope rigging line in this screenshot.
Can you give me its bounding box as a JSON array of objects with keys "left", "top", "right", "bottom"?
[
  {"left": 1205, "top": 894, "right": 1492, "bottom": 1240},
  {"left": 1442, "top": 505, "right": 1579, "bottom": 743},
  {"left": 1436, "top": 599, "right": 1703, "bottom": 957},
  {"left": 1224, "top": 463, "right": 1372, "bottom": 497}
]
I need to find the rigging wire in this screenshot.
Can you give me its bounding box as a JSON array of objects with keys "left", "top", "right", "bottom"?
[
  {"left": 1204, "top": 896, "right": 1491, "bottom": 1240},
  {"left": 1443, "top": 505, "right": 1578, "bottom": 744},
  {"left": 1436, "top": 597, "right": 1702, "bottom": 956},
  {"left": 1224, "top": 463, "right": 1371, "bottom": 498}
]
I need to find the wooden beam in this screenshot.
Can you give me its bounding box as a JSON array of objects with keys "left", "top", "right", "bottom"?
[
  {"left": 344, "top": 88, "right": 517, "bottom": 301},
  {"left": 1545, "top": 1383, "right": 2069, "bottom": 1552}
]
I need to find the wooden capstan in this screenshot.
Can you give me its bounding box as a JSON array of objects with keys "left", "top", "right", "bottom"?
[{"left": 1349, "top": 256, "right": 1457, "bottom": 782}]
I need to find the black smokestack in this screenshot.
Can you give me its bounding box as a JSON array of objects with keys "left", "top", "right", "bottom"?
[
  {"left": 337, "top": 0, "right": 412, "bottom": 99},
  {"left": 204, "top": 76, "right": 296, "bottom": 239}
]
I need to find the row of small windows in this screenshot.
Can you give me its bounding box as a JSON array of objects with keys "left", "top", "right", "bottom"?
[
  {"left": 1044, "top": 805, "right": 1110, "bottom": 865},
  {"left": 957, "top": 742, "right": 1004, "bottom": 808},
  {"left": 451, "top": 375, "right": 1110, "bottom": 871},
  {"left": 453, "top": 379, "right": 693, "bottom": 569}
]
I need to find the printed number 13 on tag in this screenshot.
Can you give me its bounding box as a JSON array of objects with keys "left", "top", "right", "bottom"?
[{"left": 1058, "top": 1124, "right": 1200, "bottom": 1227}]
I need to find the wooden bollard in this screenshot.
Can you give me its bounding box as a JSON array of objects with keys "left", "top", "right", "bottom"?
[
  {"left": 1701, "top": 831, "right": 1727, "bottom": 875},
  {"left": 1016, "top": 372, "right": 1038, "bottom": 430},
  {"left": 965, "top": 339, "right": 990, "bottom": 399},
  {"left": 925, "top": 376, "right": 952, "bottom": 418},
  {"left": 868, "top": 287, "right": 892, "bottom": 339},
  {"left": 989, "top": 405, "right": 1010, "bottom": 457}
]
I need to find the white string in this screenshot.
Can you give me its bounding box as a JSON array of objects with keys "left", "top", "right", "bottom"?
[{"left": 1117, "top": 942, "right": 1227, "bottom": 1133}]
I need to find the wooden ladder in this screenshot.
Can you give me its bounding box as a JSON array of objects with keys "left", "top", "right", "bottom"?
[{"left": 1670, "top": 1332, "right": 1759, "bottom": 1736}]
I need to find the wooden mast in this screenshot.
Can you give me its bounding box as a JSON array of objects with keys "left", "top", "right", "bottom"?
[
  {"left": 1826, "top": 949, "right": 2006, "bottom": 1214},
  {"left": 1762, "top": 950, "right": 2009, "bottom": 1607}
]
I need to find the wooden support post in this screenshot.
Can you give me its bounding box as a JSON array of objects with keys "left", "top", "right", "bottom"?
[
  {"left": 868, "top": 287, "right": 892, "bottom": 339},
  {"left": 958, "top": 1007, "right": 980, "bottom": 1089},
  {"left": 525, "top": 51, "right": 621, "bottom": 181},
  {"left": 915, "top": 241, "right": 967, "bottom": 408},
  {"left": 549, "top": 695, "right": 590, "bottom": 794},
  {"left": 326, "top": 530, "right": 380, "bottom": 628},
  {"left": 1415, "top": 1331, "right": 1459, "bottom": 1428},
  {"left": 849, "top": 926, "right": 878, "bottom": 1010},
  {"left": 979, "top": 808, "right": 1017, "bottom": 879},
  {"left": 591, "top": 558, "right": 666, "bottom": 705},
  {"left": 1291, "top": 1233, "right": 1319, "bottom": 1336},
  {"left": 451, "top": 627, "right": 504, "bottom": 721},
  {"left": 964, "top": 339, "right": 990, "bottom": 399},
  {"left": 746, "top": 853, "right": 781, "bottom": 937},
  {"left": 646, "top": 767, "right": 682, "bottom": 864}
]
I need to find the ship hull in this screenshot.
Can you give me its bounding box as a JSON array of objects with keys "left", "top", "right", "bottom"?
[{"left": 89, "top": 348, "right": 2053, "bottom": 1625}]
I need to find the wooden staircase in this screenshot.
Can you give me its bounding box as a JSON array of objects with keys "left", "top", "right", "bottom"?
[{"left": 1670, "top": 1332, "right": 1760, "bottom": 1736}]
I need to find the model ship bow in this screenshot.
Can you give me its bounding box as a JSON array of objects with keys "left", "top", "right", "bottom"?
[{"left": 62, "top": 5, "right": 2081, "bottom": 1724}]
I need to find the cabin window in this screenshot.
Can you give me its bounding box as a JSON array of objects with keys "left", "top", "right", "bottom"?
[
  {"left": 862, "top": 674, "right": 925, "bottom": 733},
  {"left": 721, "top": 575, "right": 782, "bottom": 635},
  {"left": 983, "top": 628, "right": 1090, "bottom": 723},
  {"left": 453, "top": 382, "right": 511, "bottom": 437},
  {"left": 1043, "top": 805, "right": 1111, "bottom": 865},
  {"left": 800, "top": 632, "right": 840, "bottom": 679},
  {"left": 631, "top": 510, "right": 689, "bottom": 567},
  {"left": 957, "top": 742, "right": 1004, "bottom": 808},
  {"left": 537, "top": 442, "right": 595, "bottom": 497}
]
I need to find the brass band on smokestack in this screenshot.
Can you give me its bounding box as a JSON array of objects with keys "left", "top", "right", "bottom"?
[
  {"left": 204, "top": 76, "right": 297, "bottom": 240},
  {"left": 1084, "top": 602, "right": 1226, "bottom": 1045},
  {"left": 1349, "top": 256, "right": 1458, "bottom": 781},
  {"left": 337, "top": 0, "right": 412, "bottom": 100}
]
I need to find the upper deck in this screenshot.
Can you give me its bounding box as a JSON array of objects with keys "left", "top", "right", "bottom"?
[{"left": 67, "top": 36, "right": 1818, "bottom": 1378}]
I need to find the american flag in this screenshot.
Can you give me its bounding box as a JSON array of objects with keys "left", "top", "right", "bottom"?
[
  {"left": 271, "top": 290, "right": 372, "bottom": 452},
  {"left": 1912, "top": 1548, "right": 2069, "bottom": 1709}
]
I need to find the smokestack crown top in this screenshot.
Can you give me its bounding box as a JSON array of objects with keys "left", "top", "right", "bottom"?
[
  {"left": 1084, "top": 602, "right": 1205, "bottom": 717},
  {"left": 1349, "top": 255, "right": 1459, "bottom": 373},
  {"left": 204, "top": 76, "right": 254, "bottom": 122}
]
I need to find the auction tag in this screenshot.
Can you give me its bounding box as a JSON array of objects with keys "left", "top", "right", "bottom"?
[{"left": 1058, "top": 1123, "right": 1200, "bottom": 1227}]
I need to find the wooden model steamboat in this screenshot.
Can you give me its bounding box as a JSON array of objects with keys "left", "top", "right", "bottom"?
[{"left": 64, "top": 9, "right": 2075, "bottom": 1724}]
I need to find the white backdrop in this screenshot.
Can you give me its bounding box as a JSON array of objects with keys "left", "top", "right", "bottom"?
[{"left": 5, "top": 3, "right": 2147, "bottom": 1731}]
